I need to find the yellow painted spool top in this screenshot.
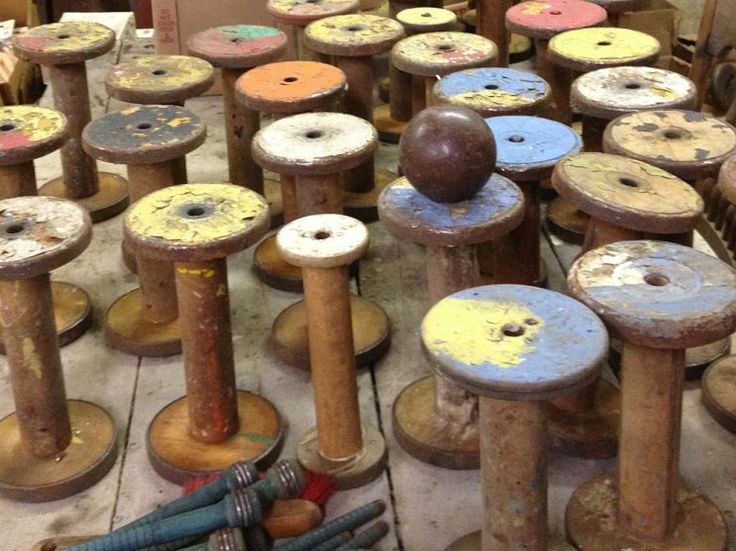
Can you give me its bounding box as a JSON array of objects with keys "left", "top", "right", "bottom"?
[
  {"left": 549, "top": 27, "right": 660, "bottom": 70},
  {"left": 125, "top": 183, "right": 270, "bottom": 261},
  {"left": 0, "top": 106, "right": 67, "bottom": 165},
  {"left": 13, "top": 21, "right": 115, "bottom": 64},
  {"left": 397, "top": 7, "right": 457, "bottom": 31}
]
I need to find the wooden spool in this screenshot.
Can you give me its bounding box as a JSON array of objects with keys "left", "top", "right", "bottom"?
[
  {"left": 432, "top": 67, "right": 550, "bottom": 117},
  {"left": 188, "top": 25, "right": 288, "bottom": 227},
  {"left": 0, "top": 196, "right": 118, "bottom": 502},
  {"left": 266, "top": 0, "right": 360, "bottom": 61},
  {"left": 0, "top": 105, "right": 93, "bottom": 353},
  {"left": 304, "top": 14, "right": 405, "bottom": 222},
  {"left": 12, "top": 22, "right": 129, "bottom": 223},
  {"left": 374, "top": 7, "right": 457, "bottom": 144},
  {"left": 378, "top": 174, "right": 524, "bottom": 469},
  {"left": 481, "top": 115, "right": 582, "bottom": 287},
  {"left": 238, "top": 60, "right": 347, "bottom": 293},
  {"left": 124, "top": 184, "right": 284, "bottom": 483},
  {"left": 424, "top": 285, "right": 607, "bottom": 549},
  {"left": 550, "top": 153, "right": 703, "bottom": 458},
  {"left": 391, "top": 31, "right": 498, "bottom": 117},
  {"left": 252, "top": 112, "right": 391, "bottom": 371},
  {"left": 83, "top": 105, "right": 207, "bottom": 357},
  {"left": 566, "top": 241, "right": 736, "bottom": 550},
  {"left": 277, "top": 214, "right": 387, "bottom": 489},
  {"left": 505, "top": 0, "right": 608, "bottom": 124}
]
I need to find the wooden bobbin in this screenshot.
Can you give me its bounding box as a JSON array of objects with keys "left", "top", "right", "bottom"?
[
  {"left": 463, "top": 10, "right": 535, "bottom": 63},
  {"left": 252, "top": 112, "right": 391, "bottom": 370},
  {"left": 83, "top": 105, "right": 207, "bottom": 357},
  {"left": 423, "top": 285, "right": 607, "bottom": 549},
  {"left": 238, "top": 61, "right": 347, "bottom": 292},
  {"left": 391, "top": 31, "right": 498, "bottom": 117},
  {"left": 475, "top": 0, "right": 514, "bottom": 66},
  {"left": 106, "top": 55, "right": 214, "bottom": 106},
  {"left": 481, "top": 115, "right": 582, "bottom": 288},
  {"left": 0, "top": 196, "right": 118, "bottom": 502},
  {"left": 379, "top": 175, "right": 524, "bottom": 469},
  {"left": 13, "top": 22, "right": 129, "bottom": 223},
  {"left": 433, "top": 67, "right": 550, "bottom": 117},
  {"left": 277, "top": 214, "right": 387, "bottom": 489},
  {"left": 588, "top": 0, "right": 643, "bottom": 26},
  {"left": 604, "top": 110, "right": 736, "bottom": 376},
  {"left": 373, "top": 7, "right": 457, "bottom": 144},
  {"left": 304, "top": 14, "right": 405, "bottom": 222},
  {"left": 550, "top": 153, "right": 703, "bottom": 458},
  {"left": 566, "top": 240, "right": 736, "bottom": 550},
  {"left": 188, "top": 25, "right": 288, "bottom": 227},
  {"left": 125, "top": 184, "right": 284, "bottom": 483},
  {"left": 0, "top": 105, "right": 93, "bottom": 353},
  {"left": 505, "top": 0, "right": 608, "bottom": 124},
  {"left": 266, "top": 0, "right": 360, "bottom": 61}
]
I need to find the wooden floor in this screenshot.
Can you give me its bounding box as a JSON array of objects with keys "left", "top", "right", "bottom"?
[{"left": 2, "top": 22, "right": 736, "bottom": 551}]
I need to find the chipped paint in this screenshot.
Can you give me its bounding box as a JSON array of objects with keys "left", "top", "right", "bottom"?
[
  {"left": 189, "top": 25, "right": 286, "bottom": 59},
  {"left": 126, "top": 183, "right": 267, "bottom": 245},
  {"left": 22, "top": 337, "right": 42, "bottom": 380},
  {"left": 267, "top": 0, "right": 357, "bottom": 17},
  {"left": 393, "top": 32, "right": 497, "bottom": 73},
  {"left": 506, "top": 0, "right": 607, "bottom": 34},
  {"left": 14, "top": 21, "right": 113, "bottom": 53},
  {"left": 397, "top": 7, "right": 456, "bottom": 28},
  {"left": 0, "top": 106, "right": 65, "bottom": 151},
  {"left": 107, "top": 55, "right": 213, "bottom": 92},
  {"left": 177, "top": 266, "right": 215, "bottom": 277},
  {"left": 305, "top": 14, "right": 403, "bottom": 47},
  {"left": 550, "top": 27, "right": 660, "bottom": 63}
]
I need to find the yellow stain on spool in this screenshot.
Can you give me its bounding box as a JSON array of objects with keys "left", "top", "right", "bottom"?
[
  {"left": 520, "top": 1, "right": 551, "bottom": 15},
  {"left": 0, "top": 106, "right": 65, "bottom": 142},
  {"left": 650, "top": 86, "right": 675, "bottom": 99},
  {"left": 110, "top": 56, "right": 212, "bottom": 90},
  {"left": 22, "top": 338, "right": 43, "bottom": 380},
  {"left": 127, "top": 183, "right": 267, "bottom": 245},
  {"left": 29, "top": 22, "right": 112, "bottom": 52},
  {"left": 452, "top": 89, "right": 531, "bottom": 108},
  {"left": 168, "top": 117, "right": 191, "bottom": 127},
  {"left": 551, "top": 28, "right": 659, "bottom": 62},
  {"left": 177, "top": 266, "right": 216, "bottom": 277},
  {"left": 423, "top": 298, "right": 543, "bottom": 368}
]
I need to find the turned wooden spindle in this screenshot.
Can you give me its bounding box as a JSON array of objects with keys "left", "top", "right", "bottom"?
[
  {"left": 566, "top": 240, "right": 736, "bottom": 549},
  {"left": 0, "top": 196, "right": 118, "bottom": 502},
  {"left": 124, "top": 184, "right": 285, "bottom": 483},
  {"left": 424, "top": 284, "right": 607, "bottom": 550},
  {"left": 277, "top": 214, "right": 387, "bottom": 489},
  {"left": 13, "top": 21, "right": 129, "bottom": 222},
  {"left": 82, "top": 105, "right": 207, "bottom": 357}
]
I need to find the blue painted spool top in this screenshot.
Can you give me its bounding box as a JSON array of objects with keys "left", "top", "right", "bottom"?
[
  {"left": 422, "top": 284, "right": 608, "bottom": 400},
  {"left": 377, "top": 175, "right": 524, "bottom": 247},
  {"left": 434, "top": 68, "right": 549, "bottom": 117},
  {"left": 569, "top": 240, "right": 736, "bottom": 350},
  {"left": 485, "top": 115, "right": 582, "bottom": 181}
]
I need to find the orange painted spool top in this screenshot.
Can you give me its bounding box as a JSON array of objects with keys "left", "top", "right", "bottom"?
[{"left": 237, "top": 61, "right": 346, "bottom": 114}]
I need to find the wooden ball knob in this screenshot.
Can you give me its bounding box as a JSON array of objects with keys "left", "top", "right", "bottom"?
[{"left": 399, "top": 105, "right": 496, "bottom": 203}]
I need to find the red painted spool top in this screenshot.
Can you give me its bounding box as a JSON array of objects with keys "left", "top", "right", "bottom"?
[{"left": 506, "top": 0, "right": 608, "bottom": 40}]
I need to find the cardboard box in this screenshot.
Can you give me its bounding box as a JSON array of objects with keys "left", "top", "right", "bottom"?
[
  {"left": 618, "top": 0, "right": 680, "bottom": 66},
  {"left": 152, "top": 0, "right": 274, "bottom": 55}
]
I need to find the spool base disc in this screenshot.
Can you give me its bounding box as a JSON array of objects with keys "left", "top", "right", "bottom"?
[
  {"left": 254, "top": 235, "right": 303, "bottom": 293},
  {"left": 546, "top": 197, "right": 588, "bottom": 244},
  {"left": 548, "top": 378, "right": 620, "bottom": 459},
  {"left": 0, "top": 281, "right": 92, "bottom": 354},
  {"left": 147, "top": 390, "right": 284, "bottom": 484},
  {"left": 40, "top": 172, "right": 129, "bottom": 223},
  {"left": 264, "top": 177, "right": 283, "bottom": 229},
  {"left": 684, "top": 338, "right": 730, "bottom": 380},
  {"left": 297, "top": 424, "right": 387, "bottom": 490},
  {"left": 373, "top": 104, "right": 407, "bottom": 144},
  {"left": 271, "top": 295, "right": 391, "bottom": 370},
  {"left": 104, "top": 288, "right": 181, "bottom": 357},
  {"left": 392, "top": 375, "right": 479, "bottom": 469},
  {"left": 446, "top": 531, "right": 574, "bottom": 550},
  {"left": 702, "top": 355, "right": 736, "bottom": 434},
  {"left": 0, "top": 400, "right": 118, "bottom": 502},
  {"left": 343, "top": 168, "right": 397, "bottom": 223},
  {"left": 566, "top": 474, "right": 728, "bottom": 551}
]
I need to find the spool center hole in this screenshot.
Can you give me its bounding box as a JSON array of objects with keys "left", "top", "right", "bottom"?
[
  {"left": 644, "top": 273, "right": 669, "bottom": 286},
  {"left": 314, "top": 230, "right": 331, "bottom": 240},
  {"left": 619, "top": 177, "right": 639, "bottom": 188},
  {"left": 152, "top": 69, "right": 167, "bottom": 76},
  {"left": 664, "top": 129, "right": 683, "bottom": 140},
  {"left": 508, "top": 135, "right": 525, "bottom": 143},
  {"left": 485, "top": 84, "right": 499, "bottom": 90},
  {"left": 437, "top": 44, "right": 454, "bottom": 51},
  {"left": 347, "top": 25, "right": 364, "bottom": 32},
  {"left": 625, "top": 82, "right": 642, "bottom": 89},
  {"left": 421, "top": 11, "right": 432, "bottom": 17},
  {"left": 186, "top": 206, "right": 206, "bottom": 217},
  {"left": 230, "top": 38, "right": 241, "bottom": 43},
  {"left": 283, "top": 76, "right": 299, "bottom": 83},
  {"left": 57, "top": 34, "right": 70, "bottom": 39},
  {"left": 306, "top": 0, "right": 319, "bottom": 3},
  {"left": 0, "top": 124, "right": 15, "bottom": 132},
  {"left": 502, "top": 323, "right": 525, "bottom": 337},
  {"left": 549, "top": 10, "right": 562, "bottom": 14},
  {"left": 597, "top": 41, "right": 612, "bottom": 46},
  {"left": 4, "top": 223, "right": 25, "bottom": 235},
  {"left": 137, "top": 122, "right": 152, "bottom": 130},
  {"left": 305, "top": 130, "right": 323, "bottom": 139}
]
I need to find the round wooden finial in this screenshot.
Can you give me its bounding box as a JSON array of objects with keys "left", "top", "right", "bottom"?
[{"left": 399, "top": 105, "right": 496, "bottom": 203}]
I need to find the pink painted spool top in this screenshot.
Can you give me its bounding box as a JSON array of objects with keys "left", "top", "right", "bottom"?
[
  {"left": 188, "top": 25, "right": 288, "bottom": 69},
  {"left": 506, "top": 0, "right": 608, "bottom": 40}
]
